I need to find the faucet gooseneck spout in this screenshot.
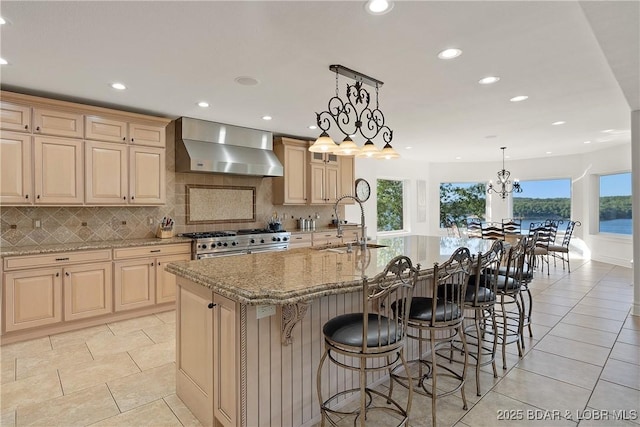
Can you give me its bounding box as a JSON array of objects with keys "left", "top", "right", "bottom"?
[{"left": 333, "top": 195, "right": 367, "bottom": 249}]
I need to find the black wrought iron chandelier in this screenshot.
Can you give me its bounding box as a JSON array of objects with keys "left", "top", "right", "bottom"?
[
  {"left": 310, "top": 64, "right": 398, "bottom": 159},
  {"left": 487, "top": 147, "right": 523, "bottom": 199}
]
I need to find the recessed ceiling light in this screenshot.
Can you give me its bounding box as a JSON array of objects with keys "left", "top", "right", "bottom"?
[
  {"left": 484, "top": 135, "right": 497, "bottom": 139},
  {"left": 365, "top": 0, "right": 394, "bottom": 15},
  {"left": 510, "top": 95, "right": 528, "bottom": 102},
  {"left": 405, "top": 146, "right": 412, "bottom": 150},
  {"left": 262, "top": 115, "right": 272, "bottom": 121},
  {"left": 584, "top": 141, "right": 592, "bottom": 144},
  {"left": 601, "top": 129, "right": 614, "bottom": 133},
  {"left": 111, "top": 82, "right": 126, "bottom": 90},
  {"left": 235, "top": 76, "right": 259, "bottom": 86},
  {"left": 197, "top": 101, "right": 209, "bottom": 108},
  {"left": 0, "top": 17, "right": 6, "bottom": 25},
  {"left": 0, "top": 58, "right": 7, "bottom": 65},
  {"left": 455, "top": 156, "right": 462, "bottom": 160},
  {"left": 478, "top": 76, "right": 500, "bottom": 85},
  {"left": 546, "top": 151, "right": 552, "bottom": 154},
  {"left": 552, "top": 121, "right": 566, "bottom": 125},
  {"left": 308, "top": 125, "right": 317, "bottom": 130},
  {"left": 437, "top": 48, "right": 462, "bottom": 60}
]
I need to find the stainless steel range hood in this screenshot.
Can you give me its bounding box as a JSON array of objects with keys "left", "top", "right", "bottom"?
[{"left": 175, "top": 117, "right": 283, "bottom": 177}]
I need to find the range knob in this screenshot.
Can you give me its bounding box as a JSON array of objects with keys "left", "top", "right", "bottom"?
[
  {"left": 283, "top": 236, "right": 289, "bottom": 241},
  {"left": 272, "top": 237, "right": 277, "bottom": 242},
  {"left": 260, "top": 239, "right": 265, "bottom": 243},
  {"left": 223, "top": 242, "right": 228, "bottom": 247},
  {"left": 250, "top": 238, "right": 255, "bottom": 244},
  {"left": 200, "top": 243, "right": 207, "bottom": 249},
  {"left": 231, "top": 241, "right": 237, "bottom": 246},
  {"left": 217, "top": 242, "right": 222, "bottom": 247}
]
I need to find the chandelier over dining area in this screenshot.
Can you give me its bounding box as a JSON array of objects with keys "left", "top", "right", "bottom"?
[
  {"left": 309, "top": 64, "right": 399, "bottom": 159},
  {"left": 487, "top": 146, "right": 523, "bottom": 199}
]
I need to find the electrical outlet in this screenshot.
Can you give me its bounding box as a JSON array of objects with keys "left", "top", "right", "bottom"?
[
  {"left": 34, "top": 219, "right": 41, "bottom": 228},
  {"left": 148, "top": 217, "right": 154, "bottom": 225},
  {"left": 256, "top": 305, "right": 276, "bottom": 319}
]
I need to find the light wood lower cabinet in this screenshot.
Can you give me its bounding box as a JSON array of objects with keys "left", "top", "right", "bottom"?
[
  {"left": 113, "top": 259, "right": 156, "bottom": 312},
  {"left": 4, "top": 267, "right": 63, "bottom": 332},
  {"left": 63, "top": 262, "right": 112, "bottom": 321},
  {"left": 176, "top": 279, "right": 238, "bottom": 427},
  {"left": 156, "top": 253, "right": 191, "bottom": 304}
]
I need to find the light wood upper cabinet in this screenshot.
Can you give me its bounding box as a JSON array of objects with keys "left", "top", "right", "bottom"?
[
  {"left": 85, "top": 116, "right": 128, "bottom": 143},
  {"left": 0, "top": 101, "right": 31, "bottom": 132},
  {"left": 129, "top": 123, "right": 165, "bottom": 148},
  {"left": 33, "top": 136, "right": 83, "bottom": 205},
  {"left": 0, "top": 131, "right": 32, "bottom": 204},
  {"left": 4, "top": 267, "right": 63, "bottom": 332},
  {"left": 33, "top": 108, "right": 83, "bottom": 138},
  {"left": 339, "top": 155, "right": 355, "bottom": 199},
  {"left": 129, "top": 146, "right": 165, "bottom": 204},
  {"left": 272, "top": 137, "right": 308, "bottom": 205},
  {"left": 309, "top": 160, "right": 340, "bottom": 204},
  {"left": 85, "top": 141, "right": 128, "bottom": 204},
  {"left": 63, "top": 262, "right": 113, "bottom": 321}
]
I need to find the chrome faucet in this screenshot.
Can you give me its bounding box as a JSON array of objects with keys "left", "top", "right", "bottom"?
[{"left": 333, "top": 195, "right": 367, "bottom": 249}]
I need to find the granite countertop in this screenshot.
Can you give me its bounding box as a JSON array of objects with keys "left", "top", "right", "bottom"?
[
  {"left": 1, "top": 236, "right": 193, "bottom": 257},
  {"left": 289, "top": 224, "right": 362, "bottom": 234},
  {"left": 166, "top": 235, "right": 495, "bottom": 306}
]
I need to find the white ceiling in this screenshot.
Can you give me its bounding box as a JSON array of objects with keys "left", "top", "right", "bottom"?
[{"left": 1, "top": 1, "right": 638, "bottom": 163}]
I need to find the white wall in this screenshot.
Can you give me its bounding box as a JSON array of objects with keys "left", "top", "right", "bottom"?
[{"left": 353, "top": 143, "right": 632, "bottom": 266}]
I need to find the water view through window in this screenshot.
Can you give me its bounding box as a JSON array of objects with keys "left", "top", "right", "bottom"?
[
  {"left": 599, "top": 172, "right": 632, "bottom": 235},
  {"left": 513, "top": 179, "right": 571, "bottom": 232}
]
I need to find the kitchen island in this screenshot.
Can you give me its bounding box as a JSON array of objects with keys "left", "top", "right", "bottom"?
[{"left": 166, "top": 235, "right": 494, "bottom": 427}]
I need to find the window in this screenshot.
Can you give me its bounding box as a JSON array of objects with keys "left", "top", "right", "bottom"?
[
  {"left": 599, "top": 172, "right": 632, "bottom": 235},
  {"left": 512, "top": 178, "right": 571, "bottom": 231},
  {"left": 377, "top": 179, "right": 404, "bottom": 232},
  {"left": 439, "top": 182, "right": 486, "bottom": 228}
]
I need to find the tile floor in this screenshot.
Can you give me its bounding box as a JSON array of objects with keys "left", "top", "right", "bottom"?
[{"left": 1, "top": 258, "right": 638, "bottom": 427}]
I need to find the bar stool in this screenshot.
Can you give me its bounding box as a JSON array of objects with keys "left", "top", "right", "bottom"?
[
  {"left": 464, "top": 240, "right": 504, "bottom": 395},
  {"left": 390, "top": 247, "right": 472, "bottom": 427},
  {"left": 316, "top": 255, "right": 420, "bottom": 427}
]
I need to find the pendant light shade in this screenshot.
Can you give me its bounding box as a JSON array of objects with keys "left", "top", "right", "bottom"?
[
  {"left": 377, "top": 142, "right": 399, "bottom": 159},
  {"left": 333, "top": 136, "right": 360, "bottom": 156},
  {"left": 356, "top": 140, "right": 380, "bottom": 158},
  {"left": 308, "top": 131, "right": 338, "bottom": 153}
]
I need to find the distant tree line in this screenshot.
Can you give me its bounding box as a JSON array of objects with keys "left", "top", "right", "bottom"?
[
  {"left": 513, "top": 197, "right": 571, "bottom": 219},
  {"left": 599, "top": 195, "right": 633, "bottom": 220}
]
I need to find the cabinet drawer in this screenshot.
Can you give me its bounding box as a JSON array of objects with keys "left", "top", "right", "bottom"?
[
  {"left": 0, "top": 101, "right": 31, "bottom": 132},
  {"left": 288, "top": 233, "right": 312, "bottom": 248},
  {"left": 33, "top": 108, "right": 83, "bottom": 138},
  {"left": 4, "top": 249, "right": 112, "bottom": 271},
  {"left": 129, "top": 123, "right": 165, "bottom": 148},
  {"left": 113, "top": 244, "right": 191, "bottom": 260},
  {"left": 85, "top": 116, "right": 128, "bottom": 143}
]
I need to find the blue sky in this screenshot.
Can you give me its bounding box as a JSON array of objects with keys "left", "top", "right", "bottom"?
[{"left": 599, "top": 173, "right": 632, "bottom": 197}]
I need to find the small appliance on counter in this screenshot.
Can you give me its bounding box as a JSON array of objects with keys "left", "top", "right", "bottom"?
[{"left": 156, "top": 217, "right": 175, "bottom": 239}]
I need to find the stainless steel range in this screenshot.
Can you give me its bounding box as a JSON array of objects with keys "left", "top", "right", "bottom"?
[{"left": 181, "top": 229, "right": 291, "bottom": 259}]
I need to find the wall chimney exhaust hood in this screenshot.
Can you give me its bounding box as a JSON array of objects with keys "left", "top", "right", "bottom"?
[{"left": 175, "top": 117, "right": 284, "bottom": 177}]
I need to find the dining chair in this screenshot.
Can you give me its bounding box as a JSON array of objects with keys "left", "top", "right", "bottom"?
[
  {"left": 528, "top": 222, "right": 553, "bottom": 275},
  {"left": 481, "top": 222, "right": 505, "bottom": 240},
  {"left": 548, "top": 220, "right": 581, "bottom": 272},
  {"left": 501, "top": 218, "right": 522, "bottom": 238},
  {"left": 466, "top": 218, "right": 482, "bottom": 238},
  {"left": 317, "top": 255, "right": 419, "bottom": 427},
  {"left": 390, "top": 247, "right": 472, "bottom": 427}
]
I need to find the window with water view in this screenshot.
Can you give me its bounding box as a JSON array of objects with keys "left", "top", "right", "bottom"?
[
  {"left": 513, "top": 178, "right": 571, "bottom": 231},
  {"left": 599, "top": 172, "right": 632, "bottom": 235}
]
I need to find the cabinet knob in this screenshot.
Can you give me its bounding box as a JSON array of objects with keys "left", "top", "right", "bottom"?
[
  {"left": 65, "top": 272, "right": 70, "bottom": 277},
  {"left": 131, "top": 196, "right": 135, "bottom": 200},
  {"left": 208, "top": 302, "right": 216, "bottom": 309},
  {"left": 37, "top": 195, "right": 40, "bottom": 199},
  {"left": 131, "top": 138, "right": 135, "bottom": 142},
  {"left": 25, "top": 125, "right": 29, "bottom": 130},
  {"left": 150, "top": 262, "right": 154, "bottom": 266},
  {"left": 25, "top": 194, "right": 29, "bottom": 199},
  {"left": 55, "top": 272, "right": 60, "bottom": 277},
  {"left": 36, "top": 126, "right": 40, "bottom": 132},
  {"left": 123, "top": 196, "right": 126, "bottom": 200},
  {"left": 122, "top": 137, "right": 126, "bottom": 141}
]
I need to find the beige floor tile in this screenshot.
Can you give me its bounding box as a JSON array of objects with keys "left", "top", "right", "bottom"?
[
  {"left": 142, "top": 321, "right": 176, "bottom": 344},
  {"left": 532, "top": 294, "right": 581, "bottom": 308},
  {"left": 579, "top": 296, "right": 632, "bottom": 311},
  {"left": 493, "top": 367, "right": 592, "bottom": 414},
  {"left": 0, "top": 410, "right": 15, "bottom": 427},
  {"left": 88, "top": 398, "right": 181, "bottom": 427},
  {"left": 107, "top": 314, "right": 164, "bottom": 336},
  {"left": 515, "top": 349, "right": 602, "bottom": 390},
  {"left": 0, "top": 336, "right": 51, "bottom": 360},
  {"left": 155, "top": 310, "right": 176, "bottom": 324},
  {"left": 541, "top": 288, "right": 590, "bottom": 300},
  {"left": 534, "top": 334, "right": 611, "bottom": 366},
  {"left": 58, "top": 352, "right": 139, "bottom": 394},
  {"left": 600, "top": 359, "right": 640, "bottom": 390},
  {"left": 128, "top": 340, "right": 175, "bottom": 371},
  {"left": 570, "top": 305, "right": 630, "bottom": 322},
  {"left": 623, "top": 315, "right": 640, "bottom": 331},
  {"left": 617, "top": 328, "right": 640, "bottom": 346},
  {"left": 610, "top": 342, "right": 640, "bottom": 365},
  {"left": 529, "top": 310, "right": 563, "bottom": 328},
  {"left": 561, "top": 312, "right": 623, "bottom": 333},
  {"left": 107, "top": 362, "right": 175, "bottom": 412},
  {"left": 1, "top": 357, "right": 16, "bottom": 383},
  {"left": 588, "top": 380, "right": 640, "bottom": 420},
  {"left": 49, "top": 324, "right": 112, "bottom": 350},
  {"left": 16, "top": 383, "right": 119, "bottom": 426},
  {"left": 0, "top": 370, "right": 62, "bottom": 411},
  {"left": 460, "top": 391, "right": 576, "bottom": 426},
  {"left": 530, "top": 303, "right": 573, "bottom": 317},
  {"left": 549, "top": 322, "right": 618, "bottom": 348},
  {"left": 86, "top": 329, "right": 154, "bottom": 358},
  {"left": 15, "top": 343, "right": 93, "bottom": 380},
  {"left": 163, "top": 394, "right": 203, "bottom": 427},
  {"left": 586, "top": 289, "right": 634, "bottom": 304}
]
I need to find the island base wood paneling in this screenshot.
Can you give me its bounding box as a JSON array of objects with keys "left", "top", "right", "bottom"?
[{"left": 176, "top": 276, "right": 433, "bottom": 427}]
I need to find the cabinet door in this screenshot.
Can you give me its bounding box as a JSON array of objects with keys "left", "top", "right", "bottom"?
[
  {"left": 113, "top": 259, "right": 156, "bottom": 311},
  {"left": 325, "top": 164, "right": 340, "bottom": 204},
  {"left": 324, "top": 152, "right": 339, "bottom": 166},
  {"left": 0, "top": 101, "right": 31, "bottom": 132},
  {"left": 176, "top": 280, "right": 214, "bottom": 426},
  {"left": 129, "top": 146, "right": 165, "bottom": 205},
  {"left": 309, "top": 163, "right": 326, "bottom": 204},
  {"left": 0, "top": 131, "right": 32, "bottom": 204},
  {"left": 33, "top": 108, "right": 83, "bottom": 138},
  {"left": 85, "top": 116, "right": 128, "bottom": 143},
  {"left": 4, "top": 268, "right": 63, "bottom": 332},
  {"left": 85, "top": 141, "right": 128, "bottom": 204},
  {"left": 33, "top": 136, "right": 83, "bottom": 204},
  {"left": 283, "top": 143, "right": 308, "bottom": 204},
  {"left": 63, "top": 262, "right": 113, "bottom": 321},
  {"left": 155, "top": 253, "right": 191, "bottom": 304},
  {"left": 339, "top": 156, "right": 355, "bottom": 201},
  {"left": 213, "top": 293, "right": 238, "bottom": 427},
  {"left": 129, "top": 123, "right": 165, "bottom": 148}
]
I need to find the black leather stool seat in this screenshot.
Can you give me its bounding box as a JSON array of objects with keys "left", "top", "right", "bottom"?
[
  {"left": 497, "top": 266, "right": 534, "bottom": 281},
  {"left": 323, "top": 313, "right": 400, "bottom": 347},
  {"left": 464, "top": 277, "right": 496, "bottom": 303},
  {"left": 481, "top": 274, "right": 519, "bottom": 291},
  {"left": 407, "top": 297, "right": 461, "bottom": 322}
]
